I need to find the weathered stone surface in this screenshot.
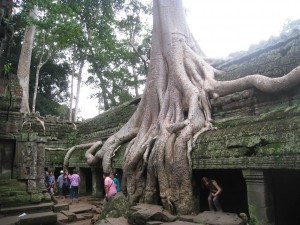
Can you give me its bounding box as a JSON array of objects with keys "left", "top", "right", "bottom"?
[
  {"left": 128, "top": 204, "right": 177, "bottom": 225},
  {"left": 193, "top": 211, "right": 245, "bottom": 225}
]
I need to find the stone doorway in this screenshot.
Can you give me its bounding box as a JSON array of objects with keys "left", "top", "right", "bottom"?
[
  {"left": 80, "top": 167, "right": 93, "bottom": 194},
  {"left": 0, "top": 139, "right": 15, "bottom": 178},
  {"left": 266, "top": 169, "right": 300, "bottom": 225},
  {"left": 193, "top": 169, "right": 248, "bottom": 215}
]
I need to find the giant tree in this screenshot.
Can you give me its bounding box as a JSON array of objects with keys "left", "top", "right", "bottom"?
[{"left": 85, "top": 0, "right": 300, "bottom": 214}]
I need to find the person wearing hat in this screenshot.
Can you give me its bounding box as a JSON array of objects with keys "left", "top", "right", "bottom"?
[{"left": 57, "top": 170, "right": 64, "bottom": 198}]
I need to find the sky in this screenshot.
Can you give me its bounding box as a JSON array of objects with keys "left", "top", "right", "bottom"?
[{"left": 78, "top": 0, "right": 300, "bottom": 120}]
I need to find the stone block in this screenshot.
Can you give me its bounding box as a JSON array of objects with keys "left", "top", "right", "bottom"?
[
  {"left": 53, "top": 203, "right": 69, "bottom": 212},
  {"left": 61, "top": 210, "right": 75, "bottom": 222}
]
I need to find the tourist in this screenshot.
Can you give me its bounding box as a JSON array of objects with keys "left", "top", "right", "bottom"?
[
  {"left": 201, "top": 177, "right": 223, "bottom": 211},
  {"left": 103, "top": 172, "right": 117, "bottom": 201},
  {"left": 62, "top": 169, "right": 70, "bottom": 201},
  {"left": 48, "top": 171, "right": 56, "bottom": 195},
  {"left": 56, "top": 170, "right": 64, "bottom": 198},
  {"left": 45, "top": 171, "right": 58, "bottom": 204},
  {"left": 111, "top": 173, "right": 121, "bottom": 192},
  {"left": 69, "top": 169, "right": 80, "bottom": 204}
]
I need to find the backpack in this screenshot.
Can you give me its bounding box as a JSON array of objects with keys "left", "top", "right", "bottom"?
[{"left": 63, "top": 176, "right": 70, "bottom": 186}]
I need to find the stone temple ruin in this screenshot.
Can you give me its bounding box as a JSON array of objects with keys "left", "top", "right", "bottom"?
[{"left": 1, "top": 29, "right": 300, "bottom": 225}]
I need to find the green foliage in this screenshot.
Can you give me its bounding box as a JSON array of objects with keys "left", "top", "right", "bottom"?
[
  {"left": 9, "top": 0, "right": 152, "bottom": 117},
  {"left": 281, "top": 18, "right": 300, "bottom": 33},
  {"left": 34, "top": 94, "right": 70, "bottom": 119},
  {"left": 2, "top": 63, "right": 12, "bottom": 75}
]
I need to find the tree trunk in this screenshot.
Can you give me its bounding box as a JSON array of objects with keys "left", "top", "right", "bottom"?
[
  {"left": 17, "top": 6, "right": 37, "bottom": 113},
  {"left": 74, "top": 57, "right": 85, "bottom": 122},
  {"left": 69, "top": 47, "right": 76, "bottom": 122},
  {"left": 85, "top": 0, "right": 300, "bottom": 215},
  {"left": 32, "top": 64, "right": 41, "bottom": 113},
  {"left": 32, "top": 32, "right": 50, "bottom": 113}
]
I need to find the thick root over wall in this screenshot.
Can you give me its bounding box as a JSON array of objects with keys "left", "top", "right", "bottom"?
[{"left": 85, "top": 0, "right": 300, "bottom": 214}]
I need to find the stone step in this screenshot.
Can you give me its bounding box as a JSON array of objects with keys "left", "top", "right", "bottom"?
[
  {"left": 61, "top": 210, "right": 75, "bottom": 222},
  {"left": 0, "top": 211, "right": 57, "bottom": 225},
  {"left": 57, "top": 212, "right": 69, "bottom": 223},
  {"left": 69, "top": 203, "right": 92, "bottom": 214},
  {"left": 53, "top": 203, "right": 69, "bottom": 212},
  {"left": 0, "top": 202, "right": 54, "bottom": 216},
  {"left": 19, "top": 211, "right": 57, "bottom": 225}
]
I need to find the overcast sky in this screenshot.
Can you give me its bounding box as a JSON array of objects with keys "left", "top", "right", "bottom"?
[
  {"left": 78, "top": 0, "right": 300, "bottom": 119},
  {"left": 184, "top": 0, "right": 300, "bottom": 58}
]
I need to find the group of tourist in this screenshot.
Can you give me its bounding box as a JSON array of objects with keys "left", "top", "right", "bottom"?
[
  {"left": 45, "top": 169, "right": 220, "bottom": 211},
  {"left": 45, "top": 169, "right": 80, "bottom": 204},
  {"left": 44, "top": 169, "right": 122, "bottom": 204}
]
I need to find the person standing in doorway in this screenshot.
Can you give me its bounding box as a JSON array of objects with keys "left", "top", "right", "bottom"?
[
  {"left": 57, "top": 170, "right": 64, "bottom": 198},
  {"left": 111, "top": 173, "right": 121, "bottom": 192},
  {"left": 49, "top": 171, "right": 56, "bottom": 194},
  {"left": 103, "top": 172, "right": 117, "bottom": 202},
  {"left": 69, "top": 169, "right": 80, "bottom": 204},
  {"left": 201, "top": 177, "right": 223, "bottom": 212}
]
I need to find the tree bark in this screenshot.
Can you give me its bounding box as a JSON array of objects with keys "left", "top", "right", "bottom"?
[
  {"left": 69, "top": 46, "right": 76, "bottom": 122},
  {"left": 17, "top": 6, "right": 38, "bottom": 113},
  {"left": 85, "top": 0, "right": 300, "bottom": 214},
  {"left": 74, "top": 57, "right": 85, "bottom": 122}
]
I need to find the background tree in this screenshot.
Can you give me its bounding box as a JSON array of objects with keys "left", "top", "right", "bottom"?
[
  {"left": 17, "top": 3, "right": 38, "bottom": 113},
  {"left": 118, "top": 0, "right": 152, "bottom": 97},
  {"left": 0, "top": 0, "right": 13, "bottom": 77},
  {"left": 85, "top": 0, "right": 300, "bottom": 214}
]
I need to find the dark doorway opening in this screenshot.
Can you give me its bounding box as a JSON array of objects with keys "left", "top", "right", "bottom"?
[
  {"left": 267, "top": 169, "right": 300, "bottom": 225},
  {"left": 81, "top": 167, "right": 93, "bottom": 194},
  {"left": 193, "top": 169, "right": 248, "bottom": 215},
  {"left": 0, "top": 139, "right": 15, "bottom": 178}
]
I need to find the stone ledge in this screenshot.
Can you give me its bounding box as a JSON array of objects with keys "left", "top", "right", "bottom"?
[
  {"left": 0, "top": 202, "right": 53, "bottom": 216},
  {"left": 19, "top": 211, "right": 57, "bottom": 225}
]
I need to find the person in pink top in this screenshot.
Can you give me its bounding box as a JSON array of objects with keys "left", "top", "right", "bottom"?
[
  {"left": 69, "top": 169, "right": 80, "bottom": 204},
  {"left": 103, "top": 172, "right": 117, "bottom": 201}
]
